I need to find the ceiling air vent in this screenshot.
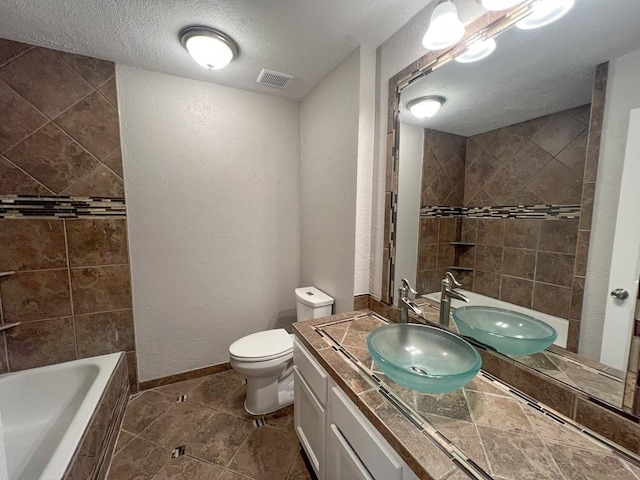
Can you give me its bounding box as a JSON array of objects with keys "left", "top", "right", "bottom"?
[{"left": 257, "top": 69, "right": 293, "bottom": 88}]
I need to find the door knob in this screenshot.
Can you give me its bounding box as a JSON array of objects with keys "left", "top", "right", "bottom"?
[{"left": 610, "top": 288, "right": 629, "bottom": 300}]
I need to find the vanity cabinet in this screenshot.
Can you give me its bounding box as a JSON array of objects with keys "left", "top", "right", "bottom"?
[{"left": 293, "top": 338, "right": 419, "bottom": 480}]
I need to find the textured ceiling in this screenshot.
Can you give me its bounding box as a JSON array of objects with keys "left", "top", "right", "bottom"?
[
  {"left": 0, "top": 0, "right": 433, "bottom": 101},
  {"left": 401, "top": 0, "right": 640, "bottom": 136}
]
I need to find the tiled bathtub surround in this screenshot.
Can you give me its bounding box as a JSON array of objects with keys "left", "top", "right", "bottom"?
[
  {"left": 64, "top": 353, "right": 129, "bottom": 480},
  {"left": 0, "top": 37, "right": 136, "bottom": 388}
]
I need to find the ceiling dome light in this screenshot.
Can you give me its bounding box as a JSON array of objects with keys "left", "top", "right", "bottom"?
[
  {"left": 180, "top": 26, "right": 239, "bottom": 70},
  {"left": 407, "top": 96, "right": 446, "bottom": 119},
  {"left": 422, "top": 1, "right": 465, "bottom": 51},
  {"left": 455, "top": 38, "right": 497, "bottom": 63},
  {"left": 516, "top": 0, "right": 575, "bottom": 30},
  {"left": 481, "top": 0, "right": 524, "bottom": 11}
]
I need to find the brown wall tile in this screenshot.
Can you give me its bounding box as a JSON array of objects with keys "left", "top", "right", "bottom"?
[
  {"left": 476, "top": 219, "right": 505, "bottom": 247},
  {"left": 474, "top": 271, "right": 500, "bottom": 298},
  {"left": 538, "top": 220, "right": 579, "bottom": 254},
  {"left": 5, "top": 317, "right": 76, "bottom": 371},
  {"left": 0, "top": 79, "right": 47, "bottom": 152},
  {"left": 475, "top": 245, "right": 503, "bottom": 273},
  {"left": 504, "top": 219, "right": 541, "bottom": 249},
  {"left": 66, "top": 218, "right": 128, "bottom": 267},
  {"left": 0, "top": 155, "right": 53, "bottom": 195},
  {"left": 75, "top": 309, "right": 135, "bottom": 357},
  {"left": 0, "top": 269, "right": 72, "bottom": 322},
  {"left": 532, "top": 282, "right": 571, "bottom": 318},
  {"left": 71, "top": 265, "right": 132, "bottom": 315},
  {"left": 60, "top": 163, "right": 124, "bottom": 198},
  {"left": 55, "top": 91, "right": 119, "bottom": 160},
  {"left": 420, "top": 218, "right": 439, "bottom": 244},
  {"left": 418, "top": 244, "right": 438, "bottom": 271},
  {"left": 535, "top": 252, "right": 575, "bottom": 287},
  {"left": 0, "top": 38, "right": 135, "bottom": 376},
  {"left": 500, "top": 276, "right": 534, "bottom": 309},
  {"left": 0, "top": 47, "right": 93, "bottom": 118},
  {"left": 4, "top": 122, "right": 98, "bottom": 194},
  {"left": 0, "top": 219, "right": 66, "bottom": 271},
  {"left": 502, "top": 248, "right": 536, "bottom": 280}
]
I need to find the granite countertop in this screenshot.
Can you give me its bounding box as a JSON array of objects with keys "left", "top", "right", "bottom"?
[{"left": 293, "top": 310, "right": 640, "bottom": 480}]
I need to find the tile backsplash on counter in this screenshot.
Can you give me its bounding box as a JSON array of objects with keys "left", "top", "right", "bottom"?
[{"left": 0, "top": 38, "right": 137, "bottom": 389}]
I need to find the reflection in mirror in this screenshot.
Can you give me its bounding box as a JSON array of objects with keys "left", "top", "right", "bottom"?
[{"left": 394, "top": 0, "right": 640, "bottom": 411}]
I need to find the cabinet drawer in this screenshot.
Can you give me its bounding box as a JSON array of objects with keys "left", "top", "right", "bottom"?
[
  {"left": 293, "top": 337, "right": 328, "bottom": 405},
  {"left": 294, "top": 368, "right": 326, "bottom": 479},
  {"left": 329, "top": 384, "right": 402, "bottom": 480},
  {"left": 328, "top": 424, "right": 374, "bottom": 480}
]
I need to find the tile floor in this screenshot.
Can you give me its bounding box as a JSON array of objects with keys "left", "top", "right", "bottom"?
[{"left": 107, "top": 369, "right": 315, "bottom": 480}]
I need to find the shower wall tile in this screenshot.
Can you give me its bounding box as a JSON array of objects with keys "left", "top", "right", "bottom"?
[
  {"left": 70, "top": 265, "right": 132, "bottom": 315},
  {"left": 75, "top": 309, "right": 135, "bottom": 358},
  {"left": 0, "top": 37, "right": 136, "bottom": 387},
  {"left": 0, "top": 219, "right": 66, "bottom": 271},
  {"left": 0, "top": 47, "right": 93, "bottom": 117},
  {"left": 0, "top": 269, "right": 72, "bottom": 323},
  {"left": 66, "top": 218, "right": 128, "bottom": 267},
  {"left": 5, "top": 316, "right": 76, "bottom": 371}
]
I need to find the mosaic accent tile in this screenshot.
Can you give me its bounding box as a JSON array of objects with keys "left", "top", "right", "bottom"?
[
  {"left": 420, "top": 204, "right": 581, "bottom": 219},
  {"left": 0, "top": 195, "right": 125, "bottom": 218}
]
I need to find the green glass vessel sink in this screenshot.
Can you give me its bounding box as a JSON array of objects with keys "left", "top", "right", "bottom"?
[
  {"left": 367, "top": 324, "right": 482, "bottom": 393},
  {"left": 452, "top": 306, "right": 557, "bottom": 356}
]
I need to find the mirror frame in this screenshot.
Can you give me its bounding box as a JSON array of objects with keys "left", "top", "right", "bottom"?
[{"left": 380, "top": 1, "right": 640, "bottom": 425}]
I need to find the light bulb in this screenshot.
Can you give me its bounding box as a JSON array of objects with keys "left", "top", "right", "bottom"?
[
  {"left": 407, "top": 97, "right": 446, "bottom": 119},
  {"left": 422, "top": 1, "right": 465, "bottom": 51},
  {"left": 516, "top": 0, "right": 575, "bottom": 30},
  {"left": 455, "top": 38, "right": 497, "bottom": 63}
]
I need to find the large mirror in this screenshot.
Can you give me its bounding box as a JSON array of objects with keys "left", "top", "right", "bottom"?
[{"left": 394, "top": 0, "right": 640, "bottom": 412}]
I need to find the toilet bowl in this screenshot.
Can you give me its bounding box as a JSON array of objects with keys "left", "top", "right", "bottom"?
[{"left": 229, "top": 286, "right": 334, "bottom": 415}]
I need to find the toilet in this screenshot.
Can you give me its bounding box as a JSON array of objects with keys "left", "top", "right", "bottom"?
[{"left": 229, "top": 286, "right": 334, "bottom": 415}]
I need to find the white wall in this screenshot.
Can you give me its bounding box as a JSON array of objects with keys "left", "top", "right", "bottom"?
[
  {"left": 300, "top": 46, "right": 375, "bottom": 313},
  {"left": 117, "top": 65, "right": 301, "bottom": 382},
  {"left": 370, "top": 1, "right": 485, "bottom": 297},
  {"left": 394, "top": 123, "right": 424, "bottom": 303},
  {"left": 355, "top": 47, "right": 377, "bottom": 296},
  {"left": 580, "top": 48, "right": 640, "bottom": 359}
]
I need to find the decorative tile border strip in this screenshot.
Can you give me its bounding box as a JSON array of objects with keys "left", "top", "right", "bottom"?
[
  {"left": 420, "top": 204, "right": 581, "bottom": 219},
  {"left": 0, "top": 195, "right": 126, "bottom": 219}
]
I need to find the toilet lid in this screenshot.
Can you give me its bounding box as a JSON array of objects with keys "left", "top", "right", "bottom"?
[{"left": 229, "top": 329, "right": 293, "bottom": 361}]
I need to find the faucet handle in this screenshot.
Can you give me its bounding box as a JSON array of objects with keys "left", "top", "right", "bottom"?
[
  {"left": 444, "top": 271, "right": 462, "bottom": 288},
  {"left": 400, "top": 278, "right": 418, "bottom": 295}
]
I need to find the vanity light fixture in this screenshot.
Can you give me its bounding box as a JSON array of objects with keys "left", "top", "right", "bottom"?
[
  {"left": 180, "top": 26, "right": 239, "bottom": 70},
  {"left": 455, "top": 38, "right": 497, "bottom": 63},
  {"left": 480, "top": 0, "right": 524, "bottom": 11},
  {"left": 516, "top": 0, "right": 575, "bottom": 30},
  {"left": 422, "top": 1, "right": 465, "bottom": 51},
  {"left": 407, "top": 96, "right": 446, "bottom": 119}
]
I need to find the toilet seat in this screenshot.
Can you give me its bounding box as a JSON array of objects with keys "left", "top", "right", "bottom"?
[{"left": 229, "top": 328, "right": 293, "bottom": 362}]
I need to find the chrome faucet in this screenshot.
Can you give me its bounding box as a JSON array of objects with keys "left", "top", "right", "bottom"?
[
  {"left": 439, "top": 272, "right": 469, "bottom": 327},
  {"left": 398, "top": 278, "right": 422, "bottom": 323}
]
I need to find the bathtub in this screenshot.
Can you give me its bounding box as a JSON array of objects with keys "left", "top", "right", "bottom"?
[
  {"left": 423, "top": 290, "right": 568, "bottom": 349},
  {"left": 0, "top": 352, "right": 129, "bottom": 480}
]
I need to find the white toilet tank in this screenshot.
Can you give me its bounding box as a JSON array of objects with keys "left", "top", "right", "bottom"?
[{"left": 295, "top": 286, "right": 334, "bottom": 321}]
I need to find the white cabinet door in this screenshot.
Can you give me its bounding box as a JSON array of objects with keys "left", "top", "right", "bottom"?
[
  {"left": 294, "top": 368, "right": 326, "bottom": 480},
  {"left": 328, "top": 424, "right": 374, "bottom": 480}
]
